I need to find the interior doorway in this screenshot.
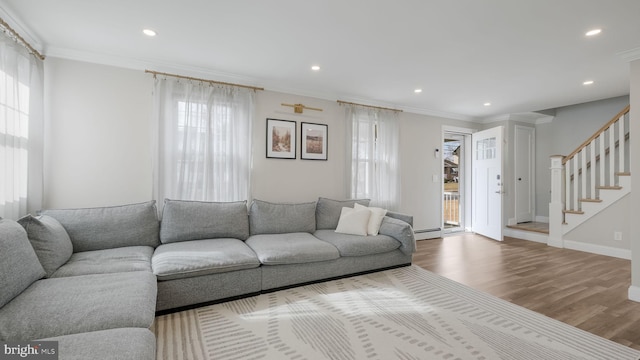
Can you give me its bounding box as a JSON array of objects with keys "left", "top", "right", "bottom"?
[{"left": 442, "top": 133, "right": 466, "bottom": 234}]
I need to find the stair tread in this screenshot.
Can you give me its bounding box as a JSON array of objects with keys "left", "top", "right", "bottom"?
[
  {"left": 563, "top": 210, "right": 584, "bottom": 215},
  {"left": 597, "top": 186, "right": 623, "bottom": 190},
  {"left": 617, "top": 172, "right": 631, "bottom": 176},
  {"left": 579, "top": 198, "right": 602, "bottom": 203}
]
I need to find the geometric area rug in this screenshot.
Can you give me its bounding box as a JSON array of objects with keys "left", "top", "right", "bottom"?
[{"left": 153, "top": 265, "right": 640, "bottom": 360}]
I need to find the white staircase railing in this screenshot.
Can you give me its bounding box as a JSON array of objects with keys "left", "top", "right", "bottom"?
[{"left": 549, "top": 105, "right": 630, "bottom": 247}]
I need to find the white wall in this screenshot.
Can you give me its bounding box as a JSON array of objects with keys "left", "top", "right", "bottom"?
[
  {"left": 43, "top": 57, "right": 475, "bottom": 232},
  {"left": 535, "top": 96, "right": 630, "bottom": 217},
  {"left": 400, "top": 113, "right": 480, "bottom": 231},
  {"left": 44, "top": 58, "right": 154, "bottom": 208},
  {"left": 251, "top": 91, "right": 345, "bottom": 203},
  {"left": 564, "top": 194, "right": 630, "bottom": 251}
]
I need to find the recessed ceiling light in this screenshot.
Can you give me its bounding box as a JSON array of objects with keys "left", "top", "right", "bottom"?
[
  {"left": 583, "top": 80, "right": 594, "bottom": 85},
  {"left": 585, "top": 29, "right": 601, "bottom": 37},
  {"left": 143, "top": 29, "right": 157, "bottom": 37},
  {"left": 311, "top": 65, "right": 320, "bottom": 71},
  {"left": 414, "top": 89, "right": 422, "bottom": 93},
  {"left": 484, "top": 102, "right": 491, "bottom": 107}
]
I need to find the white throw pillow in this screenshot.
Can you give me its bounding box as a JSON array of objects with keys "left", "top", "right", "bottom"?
[
  {"left": 335, "top": 207, "right": 371, "bottom": 236},
  {"left": 355, "top": 203, "right": 388, "bottom": 236}
]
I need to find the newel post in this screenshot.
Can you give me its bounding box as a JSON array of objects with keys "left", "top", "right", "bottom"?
[{"left": 548, "top": 155, "right": 564, "bottom": 248}]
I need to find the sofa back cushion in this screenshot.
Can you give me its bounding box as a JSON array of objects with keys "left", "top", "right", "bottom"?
[
  {"left": 17, "top": 215, "right": 73, "bottom": 277},
  {"left": 315, "top": 197, "right": 370, "bottom": 230},
  {"left": 160, "top": 199, "right": 250, "bottom": 243},
  {"left": 249, "top": 199, "right": 316, "bottom": 235},
  {"left": 0, "top": 218, "right": 46, "bottom": 308},
  {"left": 41, "top": 201, "right": 160, "bottom": 252}
]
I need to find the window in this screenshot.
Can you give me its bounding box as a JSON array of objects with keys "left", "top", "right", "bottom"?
[
  {"left": 475, "top": 137, "right": 496, "bottom": 160},
  {"left": 0, "top": 34, "right": 43, "bottom": 219},
  {"left": 153, "top": 78, "right": 254, "bottom": 203},
  {"left": 345, "top": 105, "right": 400, "bottom": 209},
  {"left": 0, "top": 68, "right": 30, "bottom": 217}
]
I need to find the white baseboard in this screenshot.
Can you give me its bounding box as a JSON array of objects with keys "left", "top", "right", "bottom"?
[
  {"left": 505, "top": 229, "right": 632, "bottom": 260},
  {"left": 414, "top": 230, "right": 442, "bottom": 240},
  {"left": 563, "top": 240, "right": 631, "bottom": 260},
  {"left": 628, "top": 285, "right": 640, "bottom": 303},
  {"left": 535, "top": 216, "right": 549, "bottom": 223},
  {"left": 503, "top": 228, "right": 548, "bottom": 244},
  {"left": 507, "top": 218, "right": 517, "bottom": 226}
]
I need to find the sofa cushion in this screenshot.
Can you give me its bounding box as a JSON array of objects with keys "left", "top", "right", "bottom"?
[
  {"left": 314, "top": 229, "right": 401, "bottom": 257},
  {"left": 41, "top": 201, "right": 160, "bottom": 252},
  {"left": 0, "top": 218, "right": 46, "bottom": 308},
  {"left": 249, "top": 199, "right": 316, "bottom": 235},
  {"left": 152, "top": 239, "right": 260, "bottom": 281},
  {"left": 246, "top": 233, "right": 340, "bottom": 265},
  {"left": 335, "top": 206, "right": 371, "bottom": 236},
  {"left": 0, "top": 271, "right": 157, "bottom": 340},
  {"left": 18, "top": 214, "right": 74, "bottom": 277},
  {"left": 160, "top": 199, "right": 249, "bottom": 243},
  {"left": 315, "top": 197, "right": 370, "bottom": 230},
  {"left": 51, "top": 246, "right": 154, "bottom": 278},
  {"left": 40, "top": 328, "right": 156, "bottom": 360},
  {"left": 354, "top": 203, "right": 388, "bottom": 236}
]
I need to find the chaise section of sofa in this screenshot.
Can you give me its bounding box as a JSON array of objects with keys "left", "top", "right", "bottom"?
[
  {"left": 0, "top": 271, "right": 157, "bottom": 340},
  {"left": 153, "top": 199, "right": 262, "bottom": 311},
  {"left": 1, "top": 201, "right": 161, "bottom": 359},
  {"left": 0, "top": 213, "right": 157, "bottom": 351},
  {"left": 40, "top": 328, "right": 156, "bottom": 360}
]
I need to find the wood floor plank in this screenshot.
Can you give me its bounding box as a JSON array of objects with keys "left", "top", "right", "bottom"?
[{"left": 412, "top": 233, "right": 640, "bottom": 350}]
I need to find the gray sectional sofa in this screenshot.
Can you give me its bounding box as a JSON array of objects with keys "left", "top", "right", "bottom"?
[
  {"left": 0, "top": 197, "right": 416, "bottom": 359},
  {"left": 0, "top": 202, "right": 159, "bottom": 360}
]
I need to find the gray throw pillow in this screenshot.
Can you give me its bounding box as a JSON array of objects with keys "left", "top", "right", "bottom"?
[
  {"left": 249, "top": 199, "right": 316, "bottom": 235},
  {"left": 0, "top": 218, "right": 46, "bottom": 308},
  {"left": 160, "top": 199, "right": 250, "bottom": 243},
  {"left": 18, "top": 215, "right": 74, "bottom": 277},
  {"left": 315, "top": 197, "right": 370, "bottom": 230},
  {"left": 41, "top": 201, "right": 160, "bottom": 252}
]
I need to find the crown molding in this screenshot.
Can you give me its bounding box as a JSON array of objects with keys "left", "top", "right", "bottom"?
[
  {"left": 618, "top": 47, "right": 640, "bottom": 62},
  {"left": 480, "top": 112, "right": 554, "bottom": 125},
  {"left": 0, "top": 5, "right": 44, "bottom": 53},
  {"left": 47, "top": 46, "right": 262, "bottom": 86},
  {"left": 46, "top": 46, "right": 477, "bottom": 123},
  {"left": 396, "top": 105, "right": 477, "bottom": 122}
]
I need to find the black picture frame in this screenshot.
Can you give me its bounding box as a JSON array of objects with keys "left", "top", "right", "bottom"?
[
  {"left": 266, "top": 118, "right": 296, "bottom": 159},
  {"left": 301, "top": 122, "right": 328, "bottom": 160}
]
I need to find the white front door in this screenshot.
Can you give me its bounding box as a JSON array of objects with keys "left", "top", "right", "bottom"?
[
  {"left": 472, "top": 126, "right": 503, "bottom": 241},
  {"left": 515, "top": 125, "right": 535, "bottom": 223}
]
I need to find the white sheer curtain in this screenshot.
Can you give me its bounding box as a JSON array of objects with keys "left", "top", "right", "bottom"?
[
  {"left": 344, "top": 105, "right": 400, "bottom": 210},
  {"left": 0, "top": 30, "right": 44, "bottom": 219},
  {"left": 152, "top": 77, "right": 254, "bottom": 204}
]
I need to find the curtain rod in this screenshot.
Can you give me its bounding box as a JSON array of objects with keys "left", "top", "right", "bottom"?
[
  {"left": 0, "top": 17, "right": 45, "bottom": 60},
  {"left": 337, "top": 100, "right": 403, "bottom": 112},
  {"left": 145, "top": 70, "right": 264, "bottom": 91}
]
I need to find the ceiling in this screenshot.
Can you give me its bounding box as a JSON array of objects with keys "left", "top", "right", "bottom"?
[{"left": 2, "top": 0, "right": 640, "bottom": 121}]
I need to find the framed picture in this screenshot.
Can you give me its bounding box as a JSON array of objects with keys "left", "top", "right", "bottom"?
[
  {"left": 301, "top": 122, "right": 328, "bottom": 160},
  {"left": 266, "top": 118, "right": 296, "bottom": 159}
]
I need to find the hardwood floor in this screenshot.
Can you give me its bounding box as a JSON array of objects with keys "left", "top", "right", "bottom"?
[
  {"left": 506, "top": 221, "right": 549, "bottom": 234},
  {"left": 412, "top": 233, "right": 640, "bottom": 350}
]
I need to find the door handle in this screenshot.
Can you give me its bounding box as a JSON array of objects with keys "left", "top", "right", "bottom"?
[{"left": 518, "top": 178, "right": 522, "bottom": 181}]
